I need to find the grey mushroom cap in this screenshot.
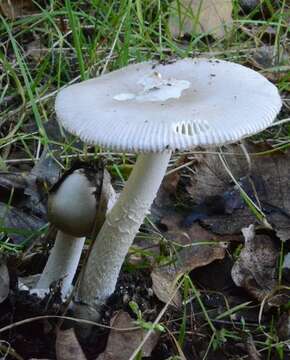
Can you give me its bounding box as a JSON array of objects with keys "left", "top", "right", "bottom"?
[
  {"left": 48, "top": 170, "right": 97, "bottom": 237},
  {"left": 55, "top": 58, "right": 282, "bottom": 152}
]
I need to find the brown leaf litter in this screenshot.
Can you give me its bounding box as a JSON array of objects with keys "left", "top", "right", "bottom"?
[
  {"left": 0, "top": 0, "right": 38, "bottom": 19},
  {"left": 0, "top": 256, "right": 9, "bottom": 304},
  {"left": 182, "top": 142, "right": 290, "bottom": 241},
  {"left": 231, "top": 224, "right": 278, "bottom": 301},
  {"left": 151, "top": 212, "right": 229, "bottom": 307},
  {"left": 56, "top": 328, "right": 86, "bottom": 360},
  {"left": 96, "top": 311, "right": 159, "bottom": 360}
]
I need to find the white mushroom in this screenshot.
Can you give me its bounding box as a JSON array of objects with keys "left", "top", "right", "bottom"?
[{"left": 55, "top": 58, "right": 282, "bottom": 319}]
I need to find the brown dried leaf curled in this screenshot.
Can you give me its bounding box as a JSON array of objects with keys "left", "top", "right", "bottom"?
[{"left": 151, "top": 213, "right": 228, "bottom": 306}]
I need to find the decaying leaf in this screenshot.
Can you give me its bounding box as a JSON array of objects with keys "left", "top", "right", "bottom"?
[
  {"left": 56, "top": 328, "right": 86, "bottom": 360},
  {"left": 231, "top": 225, "right": 278, "bottom": 301},
  {"left": 97, "top": 311, "right": 159, "bottom": 360},
  {"left": 0, "top": 257, "right": 9, "bottom": 303},
  {"left": 183, "top": 143, "right": 290, "bottom": 241},
  {"left": 0, "top": 202, "right": 45, "bottom": 244},
  {"left": 283, "top": 253, "right": 290, "bottom": 283},
  {"left": 245, "top": 334, "right": 261, "bottom": 360},
  {"left": 151, "top": 213, "right": 228, "bottom": 306},
  {"left": 0, "top": 150, "right": 61, "bottom": 243},
  {"left": 249, "top": 45, "right": 290, "bottom": 82},
  {"left": 277, "top": 311, "right": 290, "bottom": 341},
  {"left": 0, "top": 0, "right": 38, "bottom": 19},
  {"left": 239, "top": 0, "right": 260, "bottom": 12},
  {"left": 169, "top": 0, "right": 233, "bottom": 40},
  {"left": 26, "top": 37, "right": 47, "bottom": 63},
  {"left": 151, "top": 268, "right": 182, "bottom": 308}
]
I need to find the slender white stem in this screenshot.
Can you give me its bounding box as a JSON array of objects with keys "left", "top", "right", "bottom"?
[
  {"left": 36, "top": 232, "right": 85, "bottom": 298},
  {"left": 74, "top": 151, "right": 172, "bottom": 319}
]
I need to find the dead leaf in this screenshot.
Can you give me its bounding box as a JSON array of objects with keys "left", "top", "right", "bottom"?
[
  {"left": 150, "top": 213, "right": 228, "bottom": 306},
  {"left": 151, "top": 268, "right": 182, "bottom": 308},
  {"left": 283, "top": 253, "right": 290, "bottom": 270},
  {"left": 245, "top": 334, "right": 261, "bottom": 360},
  {"left": 239, "top": 0, "right": 260, "bottom": 12},
  {"left": 30, "top": 148, "right": 61, "bottom": 187},
  {"left": 26, "top": 37, "right": 47, "bottom": 63},
  {"left": 0, "top": 0, "right": 38, "bottom": 19},
  {"left": 56, "top": 328, "right": 87, "bottom": 360},
  {"left": 183, "top": 143, "right": 290, "bottom": 241},
  {"left": 160, "top": 213, "right": 228, "bottom": 273},
  {"left": 154, "top": 171, "right": 181, "bottom": 209},
  {"left": 231, "top": 225, "right": 278, "bottom": 301},
  {"left": 0, "top": 202, "right": 45, "bottom": 243},
  {"left": 0, "top": 150, "right": 61, "bottom": 243},
  {"left": 0, "top": 257, "right": 9, "bottom": 303},
  {"left": 248, "top": 45, "right": 290, "bottom": 82},
  {"left": 169, "top": 0, "right": 233, "bottom": 40},
  {"left": 97, "top": 311, "right": 159, "bottom": 360},
  {"left": 283, "top": 252, "right": 290, "bottom": 283},
  {"left": 277, "top": 311, "right": 290, "bottom": 341}
]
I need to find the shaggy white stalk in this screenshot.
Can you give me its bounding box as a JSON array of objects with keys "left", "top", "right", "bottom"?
[
  {"left": 74, "top": 151, "right": 171, "bottom": 320},
  {"left": 36, "top": 232, "right": 85, "bottom": 297}
]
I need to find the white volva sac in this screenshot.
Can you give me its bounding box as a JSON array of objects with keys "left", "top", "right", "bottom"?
[{"left": 55, "top": 58, "right": 282, "bottom": 320}]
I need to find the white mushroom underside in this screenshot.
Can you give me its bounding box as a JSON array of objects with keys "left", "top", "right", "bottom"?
[{"left": 55, "top": 58, "right": 282, "bottom": 152}]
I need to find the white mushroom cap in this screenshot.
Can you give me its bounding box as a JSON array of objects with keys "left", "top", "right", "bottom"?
[{"left": 55, "top": 58, "right": 282, "bottom": 152}]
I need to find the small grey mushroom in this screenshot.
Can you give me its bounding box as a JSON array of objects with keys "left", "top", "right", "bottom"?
[{"left": 35, "top": 162, "right": 116, "bottom": 298}]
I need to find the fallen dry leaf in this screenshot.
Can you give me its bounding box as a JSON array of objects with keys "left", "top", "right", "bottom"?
[
  {"left": 245, "top": 334, "right": 261, "bottom": 360},
  {"left": 183, "top": 143, "right": 290, "bottom": 241},
  {"left": 150, "top": 213, "right": 228, "bottom": 306},
  {"left": 97, "top": 311, "right": 159, "bottom": 360},
  {"left": 239, "top": 0, "right": 260, "bottom": 12},
  {"left": 249, "top": 45, "right": 290, "bottom": 82},
  {"left": 0, "top": 0, "right": 38, "bottom": 19},
  {"left": 151, "top": 268, "right": 182, "bottom": 308},
  {"left": 0, "top": 150, "right": 61, "bottom": 243},
  {"left": 0, "top": 202, "right": 45, "bottom": 244},
  {"left": 283, "top": 253, "right": 290, "bottom": 269},
  {"left": 277, "top": 311, "right": 290, "bottom": 341},
  {"left": 27, "top": 37, "right": 47, "bottom": 63},
  {"left": 0, "top": 257, "right": 9, "bottom": 303},
  {"left": 56, "top": 328, "right": 86, "bottom": 360},
  {"left": 231, "top": 225, "right": 278, "bottom": 301},
  {"left": 169, "top": 0, "right": 233, "bottom": 40}
]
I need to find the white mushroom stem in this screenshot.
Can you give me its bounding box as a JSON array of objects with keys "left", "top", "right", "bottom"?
[
  {"left": 74, "top": 151, "right": 172, "bottom": 320},
  {"left": 36, "top": 232, "right": 85, "bottom": 297}
]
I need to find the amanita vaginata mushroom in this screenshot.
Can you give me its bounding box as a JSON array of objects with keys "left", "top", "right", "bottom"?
[
  {"left": 55, "top": 58, "right": 282, "bottom": 319},
  {"left": 36, "top": 163, "right": 116, "bottom": 298}
]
